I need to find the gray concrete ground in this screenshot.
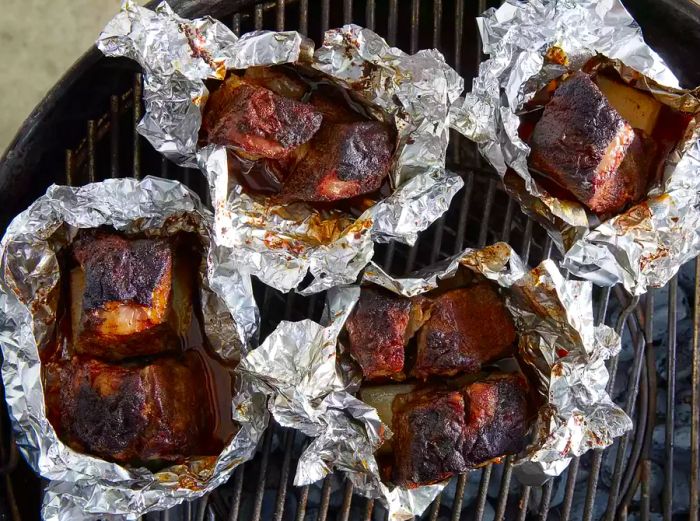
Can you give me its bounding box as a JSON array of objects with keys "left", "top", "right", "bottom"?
[{"left": 0, "top": 0, "right": 121, "bottom": 154}]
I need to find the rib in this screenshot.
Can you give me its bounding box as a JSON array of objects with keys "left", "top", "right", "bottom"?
[
  {"left": 201, "top": 74, "right": 322, "bottom": 159},
  {"left": 391, "top": 389, "right": 469, "bottom": 487},
  {"left": 461, "top": 373, "right": 532, "bottom": 467},
  {"left": 378, "top": 372, "right": 532, "bottom": 487},
  {"left": 71, "top": 232, "right": 193, "bottom": 361},
  {"left": 529, "top": 71, "right": 639, "bottom": 215},
  {"left": 44, "top": 352, "right": 216, "bottom": 465},
  {"left": 279, "top": 120, "right": 395, "bottom": 202},
  {"left": 345, "top": 287, "right": 430, "bottom": 381},
  {"left": 413, "top": 283, "right": 516, "bottom": 380}
]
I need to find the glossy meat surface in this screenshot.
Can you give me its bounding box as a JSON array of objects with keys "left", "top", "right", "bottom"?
[
  {"left": 71, "top": 233, "right": 192, "bottom": 360},
  {"left": 346, "top": 288, "right": 429, "bottom": 381},
  {"left": 529, "top": 71, "right": 638, "bottom": 214},
  {"left": 461, "top": 373, "right": 532, "bottom": 466},
  {"left": 392, "top": 390, "right": 469, "bottom": 487},
  {"left": 201, "top": 74, "right": 322, "bottom": 159},
  {"left": 388, "top": 373, "right": 532, "bottom": 487},
  {"left": 414, "top": 284, "right": 516, "bottom": 379},
  {"left": 44, "top": 353, "right": 215, "bottom": 464},
  {"left": 280, "top": 121, "right": 394, "bottom": 202}
]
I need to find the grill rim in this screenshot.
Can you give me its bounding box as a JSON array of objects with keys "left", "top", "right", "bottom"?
[{"left": 0, "top": 1, "right": 699, "bottom": 520}]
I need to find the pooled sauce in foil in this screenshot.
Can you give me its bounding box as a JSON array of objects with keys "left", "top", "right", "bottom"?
[
  {"left": 41, "top": 230, "right": 238, "bottom": 468},
  {"left": 203, "top": 65, "right": 396, "bottom": 218}
]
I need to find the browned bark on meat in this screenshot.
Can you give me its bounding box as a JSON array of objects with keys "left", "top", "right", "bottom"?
[
  {"left": 413, "top": 284, "right": 516, "bottom": 379},
  {"left": 529, "top": 71, "right": 649, "bottom": 215},
  {"left": 71, "top": 232, "right": 193, "bottom": 361},
  {"left": 44, "top": 352, "right": 216, "bottom": 465},
  {"left": 201, "top": 74, "right": 322, "bottom": 159},
  {"left": 389, "top": 373, "right": 532, "bottom": 487},
  {"left": 346, "top": 288, "right": 430, "bottom": 381},
  {"left": 279, "top": 121, "right": 394, "bottom": 202}
]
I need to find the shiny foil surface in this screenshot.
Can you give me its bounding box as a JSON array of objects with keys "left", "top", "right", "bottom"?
[
  {"left": 0, "top": 177, "right": 268, "bottom": 520},
  {"left": 241, "top": 243, "right": 631, "bottom": 520},
  {"left": 98, "top": 1, "right": 465, "bottom": 294},
  {"left": 451, "top": 0, "right": 700, "bottom": 295}
]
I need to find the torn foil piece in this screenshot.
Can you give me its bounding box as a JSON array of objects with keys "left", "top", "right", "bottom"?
[
  {"left": 98, "top": 3, "right": 464, "bottom": 294},
  {"left": 241, "top": 243, "right": 631, "bottom": 519},
  {"left": 0, "top": 177, "right": 267, "bottom": 520},
  {"left": 450, "top": 0, "right": 700, "bottom": 295}
]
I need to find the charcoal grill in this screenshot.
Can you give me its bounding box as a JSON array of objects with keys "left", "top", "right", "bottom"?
[{"left": 1, "top": 1, "right": 699, "bottom": 520}]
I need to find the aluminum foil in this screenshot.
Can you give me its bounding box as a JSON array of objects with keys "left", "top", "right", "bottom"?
[
  {"left": 240, "top": 242, "right": 631, "bottom": 520},
  {"left": 451, "top": 0, "right": 700, "bottom": 296},
  {"left": 0, "top": 177, "right": 268, "bottom": 520},
  {"left": 98, "top": 2, "right": 465, "bottom": 294}
]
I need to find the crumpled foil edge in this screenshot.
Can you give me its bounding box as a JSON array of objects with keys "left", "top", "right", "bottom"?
[
  {"left": 98, "top": 1, "right": 465, "bottom": 294},
  {"left": 449, "top": 0, "right": 700, "bottom": 296},
  {"left": 239, "top": 242, "right": 632, "bottom": 520},
  {"left": 0, "top": 177, "right": 268, "bottom": 520}
]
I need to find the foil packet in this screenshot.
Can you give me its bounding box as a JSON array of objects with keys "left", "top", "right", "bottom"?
[
  {"left": 97, "top": 1, "right": 465, "bottom": 294},
  {"left": 0, "top": 177, "right": 268, "bottom": 520},
  {"left": 451, "top": 0, "right": 700, "bottom": 296},
  {"left": 240, "top": 242, "right": 632, "bottom": 520}
]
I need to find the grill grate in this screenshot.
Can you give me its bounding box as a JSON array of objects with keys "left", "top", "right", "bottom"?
[{"left": 0, "top": 1, "right": 699, "bottom": 520}]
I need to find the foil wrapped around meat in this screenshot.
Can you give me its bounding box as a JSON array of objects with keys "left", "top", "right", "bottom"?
[
  {"left": 97, "top": 1, "right": 464, "bottom": 294},
  {"left": 239, "top": 243, "right": 631, "bottom": 520},
  {"left": 0, "top": 177, "right": 268, "bottom": 520},
  {"left": 450, "top": 0, "right": 700, "bottom": 295}
]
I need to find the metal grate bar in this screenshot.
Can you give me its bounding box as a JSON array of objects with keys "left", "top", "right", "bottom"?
[
  {"left": 605, "top": 330, "right": 647, "bottom": 521},
  {"left": 410, "top": 0, "right": 420, "bottom": 54},
  {"left": 517, "top": 486, "right": 530, "bottom": 521},
  {"left": 362, "top": 498, "right": 374, "bottom": 521},
  {"left": 294, "top": 484, "right": 309, "bottom": 521},
  {"left": 87, "top": 120, "right": 96, "bottom": 183},
  {"left": 583, "top": 295, "right": 640, "bottom": 521},
  {"left": 132, "top": 73, "right": 142, "bottom": 179},
  {"left": 299, "top": 0, "right": 308, "bottom": 36},
  {"left": 232, "top": 13, "right": 241, "bottom": 35},
  {"left": 537, "top": 480, "right": 553, "bottom": 521},
  {"left": 387, "top": 0, "right": 398, "bottom": 45},
  {"left": 449, "top": 474, "right": 468, "bottom": 521},
  {"left": 493, "top": 456, "right": 514, "bottom": 520},
  {"left": 338, "top": 479, "right": 354, "bottom": 521},
  {"left": 453, "top": 172, "right": 474, "bottom": 254},
  {"left": 315, "top": 477, "right": 332, "bottom": 521},
  {"left": 321, "top": 0, "right": 329, "bottom": 33},
  {"left": 276, "top": 0, "right": 285, "bottom": 30},
  {"left": 477, "top": 178, "right": 497, "bottom": 247},
  {"left": 432, "top": 0, "right": 441, "bottom": 47},
  {"left": 110, "top": 96, "right": 120, "bottom": 178},
  {"left": 473, "top": 465, "right": 492, "bottom": 521},
  {"left": 692, "top": 258, "right": 700, "bottom": 521},
  {"left": 272, "top": 430, "right": 295, "bottom": 521},
  {"left": 663, "top": 276, "right": 678, "bottom": 520},
  {"left": 560, "top": 457, "right": 579, "bottom": 521},
  {"left": 255, "top": 4, "right": 263, "bottom": 30},
  {"left": 251, "top": 429, "right": 273, "bottom": 521},
  {"left": 365, "top": 0, "right": 375, "bottom": 30},
  {"left": 344, "top": 0, "right": 352, "bottom": 24}
]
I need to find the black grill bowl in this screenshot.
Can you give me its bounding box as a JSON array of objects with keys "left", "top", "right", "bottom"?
[{"left": 1, "top": 1, "right": 699, "bottom": 521}]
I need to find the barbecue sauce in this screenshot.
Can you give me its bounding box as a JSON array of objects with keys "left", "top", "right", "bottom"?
[
  {"left": 41, "top": 230, "right": 237, "bottom": 468},
  {"left": 204, "top": 65, "right": 396, "bottom": 217}
]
